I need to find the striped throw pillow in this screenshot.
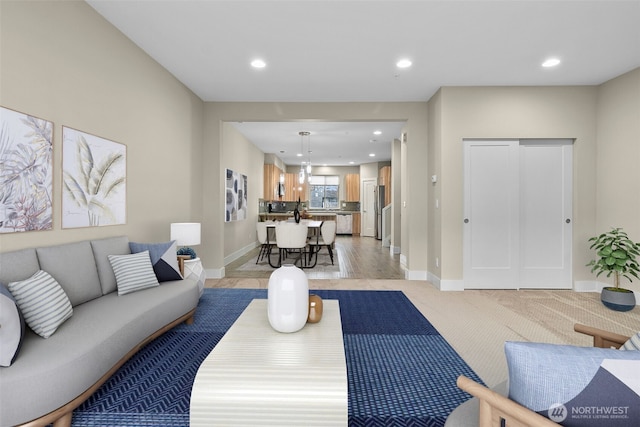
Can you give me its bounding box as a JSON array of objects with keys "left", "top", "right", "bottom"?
[
  {"left": 620, "top": 332, "right": 640, "bottom": 351},
  {"left": 7, "top": 270, "right": 73, "bottom": 339},
  {"left": 108, "top": 251, "right": 159, "bottom": 296}
]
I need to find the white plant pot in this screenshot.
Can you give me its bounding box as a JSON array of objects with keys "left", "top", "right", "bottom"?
[{"left": 268, "top": 264, "right": 309, "bottom": 333}]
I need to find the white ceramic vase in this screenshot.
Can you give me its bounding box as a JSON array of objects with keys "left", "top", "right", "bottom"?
[{"left": 268, "top": 264, "right": 309, "bottom": 333}]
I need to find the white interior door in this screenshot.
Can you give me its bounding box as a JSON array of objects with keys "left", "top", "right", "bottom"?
[
  {"left": 463, "top": 139, "right": 573, "bottom": 289},
  {"left": 519, "top": 142, "right": 573, "bottom": 288},
  {"left": 362, "top": 179, "right": 376, "bottom": 237},
  {"left": 463, "top": 140, "right": 519, "bottom": 289}
]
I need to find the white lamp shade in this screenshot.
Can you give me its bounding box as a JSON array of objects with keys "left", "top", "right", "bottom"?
[{"left": 170, "top": 223, "right": 201, "bottom": 246}]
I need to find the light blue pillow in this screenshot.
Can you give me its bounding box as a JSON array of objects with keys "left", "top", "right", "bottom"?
[
  {"left": 129, "top": 241, "right": 182, "bottom": 282},
  {"left": 505, "top": 341, "right": 640, "bottom": 425},
  {"left": 108, "top": 251, "right": 159, "bottom": 296},
  {"left": 0, "top": 284, "right": 25, "bottom": 366}
]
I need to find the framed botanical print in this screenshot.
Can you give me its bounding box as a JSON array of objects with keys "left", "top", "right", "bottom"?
[{"left": 62, "top": 126, "right": 126, "bottom": 228}]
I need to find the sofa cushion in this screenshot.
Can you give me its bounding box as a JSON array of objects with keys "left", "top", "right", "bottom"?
[
  {"left": 129, "top": 240, "right": 182, "bottom": 282},
  {"left": 7, "top": 270, "right": 73, "bottom": 339},
  {"left": 36, "top": 241, "right": 102, "bottom": 306},
  {"left": 0, "top": 284, "right": 25, "bottom": 366},
  {"left": 108, "top": 251, "right": 160, "bottom": 295},
  {"left": 620, "top": 332, "right": 640, "bottom": 351},
  {"left": 91, "top": 236, "right": 131, "bottom": 295},
  {"left": 505, "top": 341, "right": 640, "bottom": 425},
  {"left": 0, "top": 248, "right": 40, "bottom": 285}
]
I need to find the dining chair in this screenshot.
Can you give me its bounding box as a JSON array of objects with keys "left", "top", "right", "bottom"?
[
  {"left": 255, "top": 222, "right": 275, "bottom": 264},
  {"left": 308, "top": 220, "right": 337, "bottom": 267},
  {"left": 275, "top": 222, "right": 309, "bottom": 268}
]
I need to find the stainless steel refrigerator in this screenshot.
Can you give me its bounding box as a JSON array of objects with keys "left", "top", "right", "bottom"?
[{"left": 375, "top": 185, "right": 385, "bottom": 240}]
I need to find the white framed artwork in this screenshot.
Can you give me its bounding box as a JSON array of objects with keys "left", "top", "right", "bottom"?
[
  {"left": 62, "top": 126, "right": 126, "bottom": 228},
  {"left": 0, "top": 106, "right": 53, "bottom": 233}
]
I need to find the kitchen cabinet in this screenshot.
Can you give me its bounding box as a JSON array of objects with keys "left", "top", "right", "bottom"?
[
  {"left": 345, "top": 174, "right": 360, "bottom": 201},
  {"left": 263, "top": 164, "right": 284, "bottom": 201},
  {"left": 351, "top": 213, "right": 361, "bottom": 236},
  {"left": 379, "top": 166, "right": 391, "bottom": 206},
  {"left": 284, "top": 173, "right": 307, "bottom": 201}
]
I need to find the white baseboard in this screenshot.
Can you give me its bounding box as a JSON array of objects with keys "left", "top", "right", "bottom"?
[
  {"left": 224, "top": 241, "right": 258, "bottom": 266},
  {"left": 390, "top": 245, "right": 400, "bottom": 255},
  {"left": 439, "top": 279, "right": 465, "bottom": 291},
  {"left": 205, "top": 267, "right": 225, "bottom": 279},
  {"left": 573, "top": 280, "right": 601, "bottom": 292},
  {"left": 405, "top": 269, "right": 428, "bottom": 280}
]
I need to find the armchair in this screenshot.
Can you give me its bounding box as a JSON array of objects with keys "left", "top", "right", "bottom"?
[{"left": 451, "top": 324, "right": 633, "bottom": 427}]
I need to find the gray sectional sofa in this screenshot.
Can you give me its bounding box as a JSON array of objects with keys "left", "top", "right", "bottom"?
[{"left": 0, "top": 236, "right": 200, "bottom": 427}]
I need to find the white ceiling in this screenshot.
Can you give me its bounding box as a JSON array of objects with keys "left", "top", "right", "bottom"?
[{"left": 86, "top": 0, "right": 640, "bottom": 165}]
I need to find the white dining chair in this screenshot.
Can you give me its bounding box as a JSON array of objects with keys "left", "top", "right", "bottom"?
[
  {"left": 308, "top": 220, "right": 337, "bottom": 267},
  {"left": 275, "top": 222, "right": 309, "bottom": 268},
  {"left": 255, "top": 222, "right": 275, "bottom": 264}
]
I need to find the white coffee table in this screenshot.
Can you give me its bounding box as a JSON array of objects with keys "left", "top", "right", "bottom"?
[{"left": 190, "top": 299, "right": 347, "bottom": 426}]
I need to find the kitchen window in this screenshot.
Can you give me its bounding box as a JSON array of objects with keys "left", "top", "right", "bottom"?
[{"left": 309, "top": 175, "right": 339, "bottom": 209}]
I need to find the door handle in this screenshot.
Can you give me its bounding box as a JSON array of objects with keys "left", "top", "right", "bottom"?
[
  {"left": 464, "top": 218, "right": 469, "bottom": 223},
  {"left": 566, "top": 218, "right": 571, "bottom": 224}
]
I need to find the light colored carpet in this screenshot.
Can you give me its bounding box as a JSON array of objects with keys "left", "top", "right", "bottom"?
[{"left": 205, "top": 278, "right": 640, "bottom": 388}]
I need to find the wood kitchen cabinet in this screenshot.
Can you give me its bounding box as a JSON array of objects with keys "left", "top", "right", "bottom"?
[
  {"left": 284, "top": 173, "right": 307, "bottom": 201},
  {"left": 379, "top": 166, "right": 391, "bottom": 206},
  {"left": 351, "top": 212, "right": 361, "bottom": 236},
  {"left": 263, "top": 164, "right": 283, "bottom": 200},
  {"left": 345, "top": 174, "right": 360, "bottom": 201}
]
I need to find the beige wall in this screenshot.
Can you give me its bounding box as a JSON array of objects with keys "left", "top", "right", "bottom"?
[
  {"left": 595, "top": 68, "right": 640, "bottom": 292},
  {"left": 219, "top": 122, "right": 265, "bottom": 265},
  {"left": 433, "top": 86, "right": 599, "bottom": 286},
  {"left": 0, "top": 1, "right": 204, "bottom": 253}
]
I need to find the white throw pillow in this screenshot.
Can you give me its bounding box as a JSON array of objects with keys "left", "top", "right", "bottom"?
[
  {"left": 108, "top": 250, "right": 160, "bottom": 296},
  {"left": 7, "top": 270, "right": 73, "bottom": 339}
]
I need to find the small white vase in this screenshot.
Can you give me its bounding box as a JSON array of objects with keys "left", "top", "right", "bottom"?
[{"left": 268, "top": 264, "right": 309, "bottom": 333}]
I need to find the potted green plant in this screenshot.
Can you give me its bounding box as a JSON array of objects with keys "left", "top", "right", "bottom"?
[{"left": 586, "top": 227, "right": 639, "bottom": 311}]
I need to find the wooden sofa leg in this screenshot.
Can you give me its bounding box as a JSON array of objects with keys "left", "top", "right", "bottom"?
[
  {"left": 52, "top": 412, "right": 72, "bottom": 427},
  {"left": 185, "top": 315, "right": 195, "bottom": 325}
]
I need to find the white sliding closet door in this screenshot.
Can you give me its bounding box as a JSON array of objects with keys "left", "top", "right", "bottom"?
[
  {"left": 463, "top": 139, "right": 573, "bottom": 289},
  {"left": 463, "top": 140, "right": 519, "bottom": 289},
  {"left": 519, "top": 142, "right": 573, "bottom": 288}
]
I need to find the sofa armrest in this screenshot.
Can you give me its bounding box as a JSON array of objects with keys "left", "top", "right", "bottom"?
[
  {"left": 573, "top": 323, "right": 629, "bottom": 349},
  {"left": 456, "top": 376, "right": 559, "bottom": 427}
]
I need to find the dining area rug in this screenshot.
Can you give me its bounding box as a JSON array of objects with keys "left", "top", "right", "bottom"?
[
  {"left": 237, "top": 249, "right": 340, "bottom": 273},
  {"left": 71, "top": 288, "right": 482, "bottom": 427}
]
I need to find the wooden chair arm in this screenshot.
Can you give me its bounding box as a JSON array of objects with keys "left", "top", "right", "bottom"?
[
  {"left": 456, "top": 376, "right": 559, "bottom": 427},
  {"left": 573, "top": 323, "right": 630, "bottom": 349}
]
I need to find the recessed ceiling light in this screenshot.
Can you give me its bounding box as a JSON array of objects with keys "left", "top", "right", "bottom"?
[
  {"left": 297, "top": 153, "right": 303, "bottom": 157},
  {"left": 396, "top": 59, "right": 412, "bottom": 69},
  {"left": 542, "top": 58, "right": 560, "bottom": 68},
  {"left": 349, "top": 161, "right": 355, "bottom": 164},
  {"left": 373, "top": 130, "right": 382, "bottom": 135},
  {"left": 369, "top": 153, "right": 376, "bottom": 157},
  {"left": 251, "top": 59, "right": 266, "bottom": 68}
]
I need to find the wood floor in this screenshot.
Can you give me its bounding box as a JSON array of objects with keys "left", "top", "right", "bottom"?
[{"left": 224, "top": 235, "right": 406, "bottom": 280}]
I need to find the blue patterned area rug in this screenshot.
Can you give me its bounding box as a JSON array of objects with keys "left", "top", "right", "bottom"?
[{"left": 71, "top": 289, "right": 483, "bottom": 427}]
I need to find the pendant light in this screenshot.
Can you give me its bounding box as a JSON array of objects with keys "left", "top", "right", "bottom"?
[{"left": 298, "top": 131, "right": 310, "bottom": 184}]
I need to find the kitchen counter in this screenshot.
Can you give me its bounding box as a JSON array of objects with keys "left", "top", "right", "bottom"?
[{"left": 259, "top": 211, "right": 360, "bottom": 235}]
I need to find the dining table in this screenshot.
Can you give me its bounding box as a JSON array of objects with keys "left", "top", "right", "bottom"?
[{"left": 265, "top": 220, "right": 323, "bottom": 268}]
